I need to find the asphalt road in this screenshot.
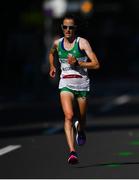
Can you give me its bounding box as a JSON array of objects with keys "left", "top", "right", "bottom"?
[{"left": 1, "top": 119, "right": 139, "bottom": 179}]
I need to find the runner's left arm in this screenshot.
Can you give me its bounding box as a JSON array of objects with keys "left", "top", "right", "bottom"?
[{"left": 78, "top": 38, "right": 100, "bottom": 69}]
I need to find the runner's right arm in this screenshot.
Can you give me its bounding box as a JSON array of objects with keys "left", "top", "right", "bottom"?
[{"left": 49, "top": 40, "right": 58, "bottom": 78}]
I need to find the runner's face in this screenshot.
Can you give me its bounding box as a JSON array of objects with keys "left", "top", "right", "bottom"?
[{"left": 62, "top": 19, "right": 76, "bottom": 39}]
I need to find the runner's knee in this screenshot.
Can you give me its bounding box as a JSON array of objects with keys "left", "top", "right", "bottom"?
[{"left": 65, "top": 112, "right": 74, "bottom": 121}]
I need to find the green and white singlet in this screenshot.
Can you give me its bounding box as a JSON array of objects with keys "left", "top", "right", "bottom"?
[{"left": 58, "top": 37, "right": 90, "bottom": 91}]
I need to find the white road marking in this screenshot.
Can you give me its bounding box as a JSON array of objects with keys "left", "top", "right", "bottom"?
[
  {"left": 0, "top": 145, "right": 21, "bottom": 156},
  {"left": 100, "top": 94, "right": 131, "bottom": 112}
]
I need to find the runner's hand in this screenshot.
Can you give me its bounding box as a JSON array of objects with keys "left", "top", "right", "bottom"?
[
  {"left": 68, "top": 55, "right": 77, "bottom": 65},
  {"left": 49, "top": 66, "right": 56, "bottom": 78}
]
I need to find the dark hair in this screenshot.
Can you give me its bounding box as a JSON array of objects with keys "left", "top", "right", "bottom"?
[{"left": 62, "top": 13, "right": 77, "bottom": 25}]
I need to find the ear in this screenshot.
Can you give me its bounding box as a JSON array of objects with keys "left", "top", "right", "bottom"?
[{"left": 61, "top": 24, "right": 63, "bottom": 30}]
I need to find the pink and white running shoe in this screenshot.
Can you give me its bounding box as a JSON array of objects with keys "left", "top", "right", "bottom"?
[{"left": 68, "top": 151, "right": 78, "bottom": 164}]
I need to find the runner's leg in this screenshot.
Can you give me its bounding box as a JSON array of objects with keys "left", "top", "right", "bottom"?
[
  {"left": 76, "top": 97, "right": 88, "bottom": 131},
  {"left": 60, "top": 91, "right": 75, "bottom": 152}
]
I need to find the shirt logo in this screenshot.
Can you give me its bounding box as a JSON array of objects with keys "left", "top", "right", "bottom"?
[{"left": 59, "top": 51, "right": 62, "bottom": 55}]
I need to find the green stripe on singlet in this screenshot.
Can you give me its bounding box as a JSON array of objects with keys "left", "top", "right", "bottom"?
[{"left": 57, "top": 37, "right": 87, "bottom": 62}]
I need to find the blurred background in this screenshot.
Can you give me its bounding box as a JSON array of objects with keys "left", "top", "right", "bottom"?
[{"left": 0, "top": 0, "right": 139, "bottom": 135}]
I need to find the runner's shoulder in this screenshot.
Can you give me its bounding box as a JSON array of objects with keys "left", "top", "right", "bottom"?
[
  {"left": 54, "top": 37, "right": 63, "bottom": 47},
  {"left": 79, "top": 37, "right": 89, "bottom": 44},
  {"left": 79, "top": 37, "right": 90, "bottom": 49}
]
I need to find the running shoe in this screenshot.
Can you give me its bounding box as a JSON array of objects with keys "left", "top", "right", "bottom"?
[
  {"left": 68, "top": 151, "right": 78, "bottom": 164},
  {"left": 75, "top": 121, "right": 86, "bottom": 146}
]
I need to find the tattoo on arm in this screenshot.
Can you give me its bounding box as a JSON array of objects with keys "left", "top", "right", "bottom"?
[{"left": 50, "top": 46, "right": 56, "bottom": 54}]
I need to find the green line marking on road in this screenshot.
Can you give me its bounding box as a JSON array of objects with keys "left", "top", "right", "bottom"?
[
  {"left": 106, "top": 163, "right": 121, "bottom": 168},
  {"left": 130, "top": 140, "right": 139, "bottom": 146},
  {"left": 117, "top": 151, "right": 134, "bottom": 157}
]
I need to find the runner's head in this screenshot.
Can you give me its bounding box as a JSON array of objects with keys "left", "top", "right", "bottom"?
[{"left": 61, "top": 14, "right": 77, "bottom": 39}]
